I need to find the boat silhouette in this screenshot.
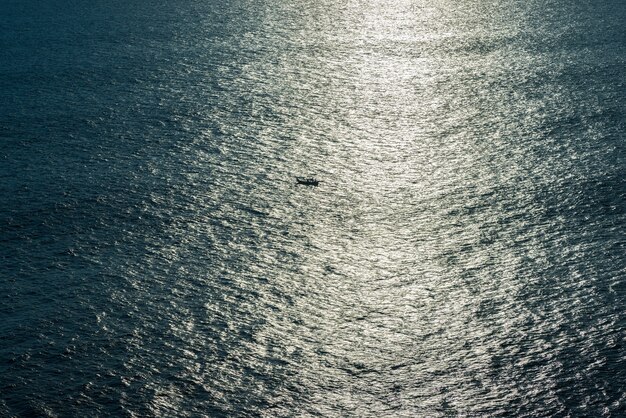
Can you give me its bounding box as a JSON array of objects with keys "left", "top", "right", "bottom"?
[{"left": 296, "top": 177, "right": 320, "bottom": 186}]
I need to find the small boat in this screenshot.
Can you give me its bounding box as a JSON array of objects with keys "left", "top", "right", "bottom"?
[{"left": 296, "top": 177, "right": 320, "bottom": 186}]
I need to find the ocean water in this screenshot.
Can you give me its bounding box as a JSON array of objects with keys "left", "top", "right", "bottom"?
[{"left": 1, "top": 0, "right": 625, "bottom": 416}]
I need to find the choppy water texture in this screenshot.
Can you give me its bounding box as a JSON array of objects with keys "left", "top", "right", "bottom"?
[{"left": 1, "top": 0, "right": 626, "bottom": 416}]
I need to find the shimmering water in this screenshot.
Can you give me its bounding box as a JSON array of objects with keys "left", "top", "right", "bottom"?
[{"left": 1, "top": 0, "right": 625, "bottom": 416}]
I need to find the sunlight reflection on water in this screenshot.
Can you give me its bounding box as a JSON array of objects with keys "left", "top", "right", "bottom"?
[{"left": 1, "top": 0, "right": 625, "bottom": 416}]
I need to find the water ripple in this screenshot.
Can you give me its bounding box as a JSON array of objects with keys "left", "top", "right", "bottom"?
[{"left": 2, "top": 0, "right": 626, "bottom": 416}]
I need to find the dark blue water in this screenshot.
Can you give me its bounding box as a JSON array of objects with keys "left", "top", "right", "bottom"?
[{"left": 1, "top": 0, "right": 625, "bottom": 416}]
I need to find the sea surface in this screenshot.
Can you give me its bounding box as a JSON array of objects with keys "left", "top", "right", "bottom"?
[{"left": 1, "top": 0, "right": 625, "bottom": 416}]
